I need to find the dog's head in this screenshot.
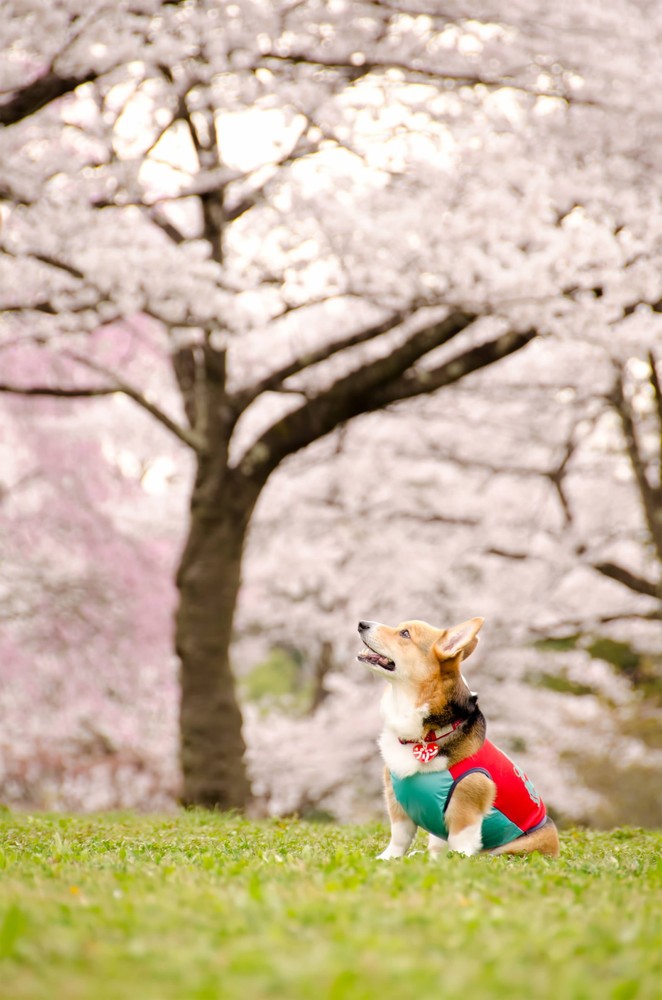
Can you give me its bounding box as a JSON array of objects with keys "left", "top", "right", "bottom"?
[{"left": 357, "top": 617, "right": 483, "bottom": 710}]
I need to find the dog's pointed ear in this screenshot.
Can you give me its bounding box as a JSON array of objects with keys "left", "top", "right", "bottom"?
[
  {"left": 461, "top": 635, "right": 480, "bottom": 661},
  {"left": 434, "top": 617, "right": 484, "bottom": 663}
]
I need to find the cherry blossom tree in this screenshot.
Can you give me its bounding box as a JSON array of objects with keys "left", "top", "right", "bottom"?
[
  {"left": 0, "top": 385, "right": 183, "bottom": 809},
  {"left": 2, "top": 0, "right": 662, "bottom": 809}
]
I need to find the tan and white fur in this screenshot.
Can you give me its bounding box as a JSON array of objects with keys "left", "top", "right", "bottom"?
[{"left": 357, "top": 617, "right": 559, "bottom": 859}]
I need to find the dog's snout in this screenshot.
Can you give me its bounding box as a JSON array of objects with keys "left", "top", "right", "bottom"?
[{"left": 358, "top": 621, "right": 370, "bottom": 632}]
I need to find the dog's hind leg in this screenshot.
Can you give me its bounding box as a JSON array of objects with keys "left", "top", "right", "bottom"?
[
  {"left": 490, "top": 817, "right": 560, "bottom": 858},
  {"left": 379, "top": 767, "right": 417, "bottom": 859},
  {"left": 445, "top": 772, "right": 496, "bottom": 857}
]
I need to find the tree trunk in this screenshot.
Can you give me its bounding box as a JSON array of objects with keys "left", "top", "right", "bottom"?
[{"left": 175, "top": 473, "right": 258, "bottom": 809}]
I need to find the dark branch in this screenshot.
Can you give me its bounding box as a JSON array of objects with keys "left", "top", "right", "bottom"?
[
  {"left": 648, "top": 351, "right": 662, "bottom": 477},
  {"left": 246, "top": 321, "right": 536, "bottom": 483},
  {"left": 28, "top": 252, "right": 85, "bottom": 281},
  {"left": 486, "top": 547, "right": 528, "bottom": 560},
  {"left": 0, "top": 382, "right": 116, "bottom": 398},
  {"left": 0, "top": 360, "right": 202, "bottom": 453},
  {"left": 263, "top": 52, "right": 593, "bottom": 105},
  {"left": 62, "top": 351, "right": 202, "bottom": 451},
  {"left": 0, "top": 246, "right": 84, "bottom": 307},
  {"left": 592, "top": 561, "right": 659, "bottom": 599},
  {"left": 610, "top": 366, "right": 662, "bottom": 561},
  {"left": 0, "top": 70, "right": 97, "bottom": 127},
  {"left": 230, "top": 307, "right": 408, "bottom": 413},
  {"left": 595, "top": 609, "right": 662, "bottom": 623},
  {"left": 145, "top": 209, "right": 187, "bottom": 245},
  {"left": 547, "top": 434, "right": 577, "bottom": 528},
  {"left": 364, "top": 328, "right": 537, "bottom": 407},
  {"left": 242, "top": 309, "right": 477, "bottom": 476}
]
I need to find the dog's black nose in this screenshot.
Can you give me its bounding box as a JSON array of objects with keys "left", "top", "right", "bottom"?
[{"left": 358, "top": 621, "right": 370, "bottom": 632}]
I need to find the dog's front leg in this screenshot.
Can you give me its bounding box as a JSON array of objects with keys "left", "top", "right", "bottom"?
[
  {"left": 427, "top": 833, "right": 449, "bottom": 857},
  {"left": 379, "top": 768, "right": 417, "bottom": 859}
]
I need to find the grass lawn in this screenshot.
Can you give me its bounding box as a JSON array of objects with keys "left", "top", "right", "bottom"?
[{"left": 0, "top": 813, "right": 660, "bottom": 1000}]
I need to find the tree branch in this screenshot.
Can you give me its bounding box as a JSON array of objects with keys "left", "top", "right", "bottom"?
[
  {"left": 594, "top": 609, "right": 662, "bottom": 623},
  {"left": 237, "top": 310, "right": 488, "bottom": 478},
  {"left": 240, "top": 320, "right": 537, "bottom": 482},
  {"left": 262, "top": 52, "right": 595, "bottom": 106},
  {"left": 364, "top": 328, "right": 537, "bottom": 407},
  {"left": 0, "top": 247, "right": 85, "bottom": 281},
  {"left": 648, "top": 351, "right": 662, "bottom": 479},
  {"left": 610, "top": 366, "right": 662, "bottom": 561},
  {"left": 24, "top": 251, "right": 85, "bottom": 282},
  {"left": 230, "top": 307, "right": 408, "bottom": 413},
  {"left": 0, "top": 2, "right": 158, "bottom": 129},
  {"left": 62, "top": 352, "right": 203, "bottom": 451},
  {"left": 592, "top": 561, "right": 659, "bottom": 598},
  {"left": 0, "top": 382, "right": 116, "bottom": 398},
  {"left": 547, "top": 433, "right": 577, "bottom": 528},
  {"left": 144, "top": 208, "right": 187, "bottom": 245},
  {"left": 0, "top": 70, "right": 98, "bottom": 128},
  {"left": 0, "top": 358, "right": 202, "bottom": 452}
]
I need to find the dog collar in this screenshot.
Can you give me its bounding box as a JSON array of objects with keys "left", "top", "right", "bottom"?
[{"left": 398, "top": 720, "right": 464, "bottom": 763}]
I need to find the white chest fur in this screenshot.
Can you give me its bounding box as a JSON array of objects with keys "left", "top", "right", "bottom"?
[{"left": 378, "top": 685, "right": 450, "bottom": 779}]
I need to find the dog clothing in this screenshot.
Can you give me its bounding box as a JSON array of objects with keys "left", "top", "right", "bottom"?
[{"left": 390, "top": 739, "right": 548, "bottom": 850}]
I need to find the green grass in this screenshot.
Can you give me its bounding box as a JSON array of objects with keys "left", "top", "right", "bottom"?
[{"left": 0, "top": 814, "right": 661, "bottom": 1000}]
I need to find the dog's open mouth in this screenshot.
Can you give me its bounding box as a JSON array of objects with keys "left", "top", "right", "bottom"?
[{"left": 357, "top": 644, "right": 395, "bottom": 671}]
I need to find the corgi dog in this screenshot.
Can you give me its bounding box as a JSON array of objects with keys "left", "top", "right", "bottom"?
[{"left": 358, "top": 617, "right": 559, "bottom": 859}]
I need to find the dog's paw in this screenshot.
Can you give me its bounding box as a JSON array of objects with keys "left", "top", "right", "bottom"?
[
  {"left": 377, "top": 846, "right": 405, "bottom": 860},
  {"left": 447, "top": 821, "right": 482, "bottom": 857}
]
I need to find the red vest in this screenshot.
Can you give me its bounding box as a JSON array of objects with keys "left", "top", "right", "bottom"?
[{"left": 450, "top": 739, "right": 547, "bottom": 834}]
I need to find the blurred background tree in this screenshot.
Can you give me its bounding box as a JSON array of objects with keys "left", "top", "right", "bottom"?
[{"left": 1, "top": 0, "right": 661, "bottom": 818}]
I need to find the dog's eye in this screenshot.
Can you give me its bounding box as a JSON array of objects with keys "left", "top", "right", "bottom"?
[{"left": 399, "top": 629, "right": 410, "bottom": 639}]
